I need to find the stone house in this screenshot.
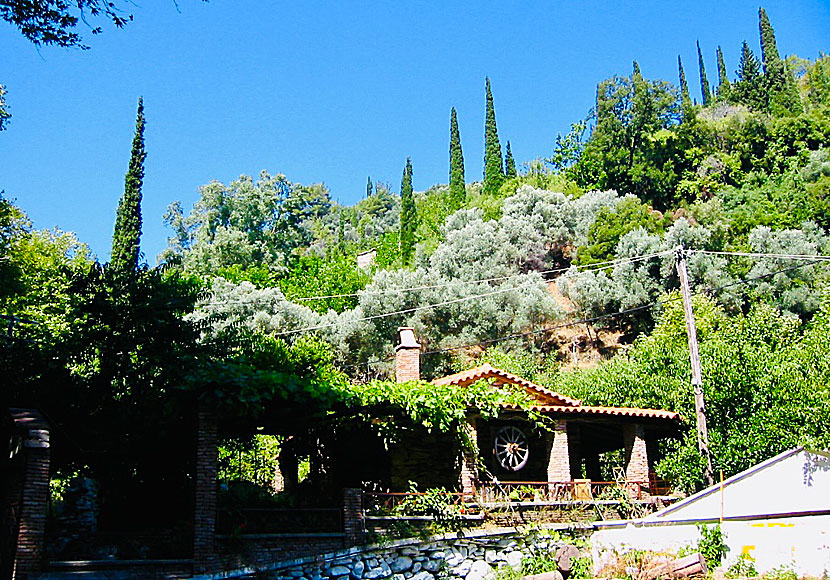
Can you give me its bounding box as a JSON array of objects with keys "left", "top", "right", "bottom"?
[{"left": 391, "top": 327, "right": 681, "bottom": 497}]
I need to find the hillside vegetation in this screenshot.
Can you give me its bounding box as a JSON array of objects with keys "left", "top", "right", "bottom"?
[{"left": 3, "top": 8, "right": 830, "bottom": 503}]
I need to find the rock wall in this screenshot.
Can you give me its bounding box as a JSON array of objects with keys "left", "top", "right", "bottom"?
[{"left": 257, "top": 526, "right": 587, "bottom": 580}]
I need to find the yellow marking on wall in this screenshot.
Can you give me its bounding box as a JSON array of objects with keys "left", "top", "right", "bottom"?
[
  {"left": 742, "top": 546, "right": 756, "bottom": 560},
  {"left": 749, "top": 523, "right": 795, "bottom": 528}
]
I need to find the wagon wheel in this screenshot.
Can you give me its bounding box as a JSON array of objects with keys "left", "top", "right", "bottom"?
[{"left": 494, "top": 426, "right": 529, "bottom": 471}]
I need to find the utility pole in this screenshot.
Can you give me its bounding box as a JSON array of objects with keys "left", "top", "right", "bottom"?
[{"left": 675, "top": 246, "right": 715, "bottom": 487}]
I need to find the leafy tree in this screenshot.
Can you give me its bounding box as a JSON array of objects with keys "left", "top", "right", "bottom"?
[
  {"left": 399, "top": 157, "right": 416, "bottom": 265},
  {"left": 716, "top": 46, "right": 731, "bottom": 98},
  {"left": 577, "top": 64, "right": 681, "bottom": 207},
  {"left": 504, "top": 140, "right": 517, "bottom": 178},
  {"left": 162, "top": 171, "right": 332, "bottom": 274},
  {"left": 483, "top": 77, "right": 504, "bottom": 196},
  {"left": 697, "top": 41, "right": 712, "bottom": 106},
  {"left": 449, "top": 107, "right": 466, "bottom": 209},
  {"left": 110, "top": 97, "right": 146, "bottom": 277},
  {"left": 1, "top": 0, "right": 207, "bottom": 48},
  {"left": 678, "top": 55, "right": 692, "bottom": 109}
]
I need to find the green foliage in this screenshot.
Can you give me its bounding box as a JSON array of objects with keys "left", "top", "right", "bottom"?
[
  {"left": 400, "top": 157, "right": 416, "bottom": 265},
  {"left": 733, "top": 41, "right": 766, "bottom": 111},
  {"left": 393, "top": 483, "right": 464, "bottom": 530},
  {"left": 697, "top": 523, "right": 728, "bottom": 570},
  {"left": 679, "top": 55, "right": 692, "bottom": 109},
  {"left": 162, "top": 171, "right": 332, "bottom": 275},
  {"left": 484, "top": 77, "right": 505, "bottom": 196},
  {"left": 555, "top": 293, "right": 830, "bottom": 492},
  {"left": 727, "top": 554, "right": 758, "bottom": 578},
  {"left": 275, "top": 253, "right": 369, "bottom": 314},
  {"left": 218, "top": 434, "right": 282, "bottom": 489},
  {"left": 698, "top": 41, "right": 712, "bottom": 106},
  {"left": 575, "top": 196, "right": 666, "bottom": 265},
  {"left": 505, "top": 141, "right": 517, "bottom": 178},
  {"left": 716, "top": 46, "right": 731, "bottom": 98},
  {"left": 576, "top": 65, "right": 681, "bottom": 207},
  {"left": 449, "top": 107, "right": 466, "bottom": 210},
  {"left": 110, "top": 97, "right": 145, "bottom": 277},
  {"left": 346, "top": 376, "right": 540, "bottom": 437}
]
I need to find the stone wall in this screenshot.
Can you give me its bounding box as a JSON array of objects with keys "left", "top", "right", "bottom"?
[{"left": 234, "top": 526, "right": 588, "bottom": 580}]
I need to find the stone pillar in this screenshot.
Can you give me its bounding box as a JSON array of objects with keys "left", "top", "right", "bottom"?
[
  {"left": 459, "top": 417, "right": 478, "bottom": 494},
  {"left": 547, "top": 420, "right": 571, "bottom": 482},
  {"left": 567, "top": 422, "right": 582, "bottom": 479},
  {"left": 395, "top": 327, "right": 421, "bottom": 383},
  {"left": 624, "top": 424, "right": 650, "bottom": 498},
  {"left": 13, "top": 417, "right": 50, "bottom": 580},
  {"left": 193, "top": 405, "right": 218, "bottom": 574},
  {"left": 342, "top": 488, "right": 364, "bottom": 547}
]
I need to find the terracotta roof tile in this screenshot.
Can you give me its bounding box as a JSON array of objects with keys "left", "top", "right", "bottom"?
[
  {"left": 432, "top": 363, "right": 581, "bottom": 407},
  {"left": 500, "top": 402, "right": 680, "bottom": 421}
]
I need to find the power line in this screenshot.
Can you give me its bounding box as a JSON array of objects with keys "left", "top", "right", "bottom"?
[
  {"left": 692, "top": 250, "right": 830, "bottom": 261},
  {"left": 293, "top": 250, "right": 673, "bottom": 302},
  {"left": 339, "top": 255, "right": 830, "bottom": 371}
]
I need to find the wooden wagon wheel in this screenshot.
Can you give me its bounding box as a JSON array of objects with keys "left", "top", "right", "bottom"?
[{"left": 494, "top": 426, "right": 529, "bottom": 471}]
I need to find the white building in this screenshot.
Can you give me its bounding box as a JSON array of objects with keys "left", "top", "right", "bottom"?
[{"left": 591, "top": 447, "right": 830, "bottom": 576}]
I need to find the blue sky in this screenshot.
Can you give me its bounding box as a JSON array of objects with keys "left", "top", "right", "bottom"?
[{"left": 1, "top": 0, "right": 829, "bottom": 263}]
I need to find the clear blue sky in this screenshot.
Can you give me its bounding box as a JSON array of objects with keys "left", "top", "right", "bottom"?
[{"left": 1, "top": 0, "right": 828, "bottom": 263}]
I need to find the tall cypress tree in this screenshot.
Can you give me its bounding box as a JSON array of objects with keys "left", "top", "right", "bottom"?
[
  {"left": 111, "top": 97, "right": 146, "bottom": 277},
  {"left": 758, "top": 8, "right": 802, "bottom": 114},
  {"left": 449, "top": 107, "right": 466, "bottom": 209},
  {"left": 504, "top": 141, "right": 517, "bottom": 178},
  {"left": 678, "top": 55, "right": 692, "bottom": 109},
  {"left": 697, "top": 41, "right": 712, "bottom": 106},
  {"left": 716, "top": 46, "right": 731, "bottom": 97},
  {"left": 483, "top": 77, "right": 504, "bottom": 197},
  {"left": 399, "top": 157, "right": 416, "bottom": 265},
  {"left": 758, "top": 7, "right": 781, "bottom": 74},
  {"left": 366, "top": 176, "right": 373, "bottom": 198}
]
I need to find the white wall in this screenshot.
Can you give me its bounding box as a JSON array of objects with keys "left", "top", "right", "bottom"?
[{"left": 592, "top": 515, "right": 830, "bottom": 577}]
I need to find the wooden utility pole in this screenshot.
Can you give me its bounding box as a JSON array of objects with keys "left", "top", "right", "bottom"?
[{"left": 675, "top": 246, "right": 715, "bottom": 487}]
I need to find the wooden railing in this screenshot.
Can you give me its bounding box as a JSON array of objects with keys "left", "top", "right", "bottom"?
[{"left": 475, "top": 480, "right": 652, "bottom": 503}]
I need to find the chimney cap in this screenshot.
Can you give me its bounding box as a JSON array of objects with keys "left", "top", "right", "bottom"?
[{"left": 395, "top": 327, "right": 421, "bottom": 351}]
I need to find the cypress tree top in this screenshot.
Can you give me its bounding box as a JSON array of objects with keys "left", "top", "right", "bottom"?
[
  {"left": 716, "top": 46, "right": 731, "bottom": 93},
  {"left": 449, "top": 107, "right": 466, "bottom": 209},
  {"left": 111, "top": 97, "right": 146, "bottom": 276},
  {"left": 678, "top": 55, "right": 692, "bottom": 108},
  {"left": 504, "top": 141, "right": 517, "bottom": 178},
  {"left": 697, "top": 41, "right": 712, "bottom": 106},
  {"left": 759, "top": 7, "right": 781, "bottom": 74},
  {"left": 399, "top": 157, "right": 416, "bottom": 265},
  {"left": 483, "top": 77, "right": 504, "bottom": 197}
]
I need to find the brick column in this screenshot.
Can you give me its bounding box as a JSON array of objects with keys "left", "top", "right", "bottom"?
[
  {"left": 395, "top": 327, "right": 421, "bottom": 383},
  {"left": 459, "top": 417, "right": 478, "bottom": 494},
  {"left": 547, "top": 420, "right": 571, "bottom": 483},
  {"left": 624, "top": 424, "right": 650, "bottom": 498},
  {"left": 342, "top": 488, "right": 364, "bottom": 546},
  {"left": 193, "top": 405, "right": 218, "bottom": 574},
  {"left": 13, "top": 423, "right": 50, "bottom": 580}
]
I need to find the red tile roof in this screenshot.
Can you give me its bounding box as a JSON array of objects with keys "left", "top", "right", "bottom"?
[
  {"left": 433, "top": 364, "right": 680, "bottom": 422},
  {"left": 432, "top": 363, "right": 581, "bottom": 406},
  {"left": 502, "top": 402, "right": 680, "bottom": 421}
]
